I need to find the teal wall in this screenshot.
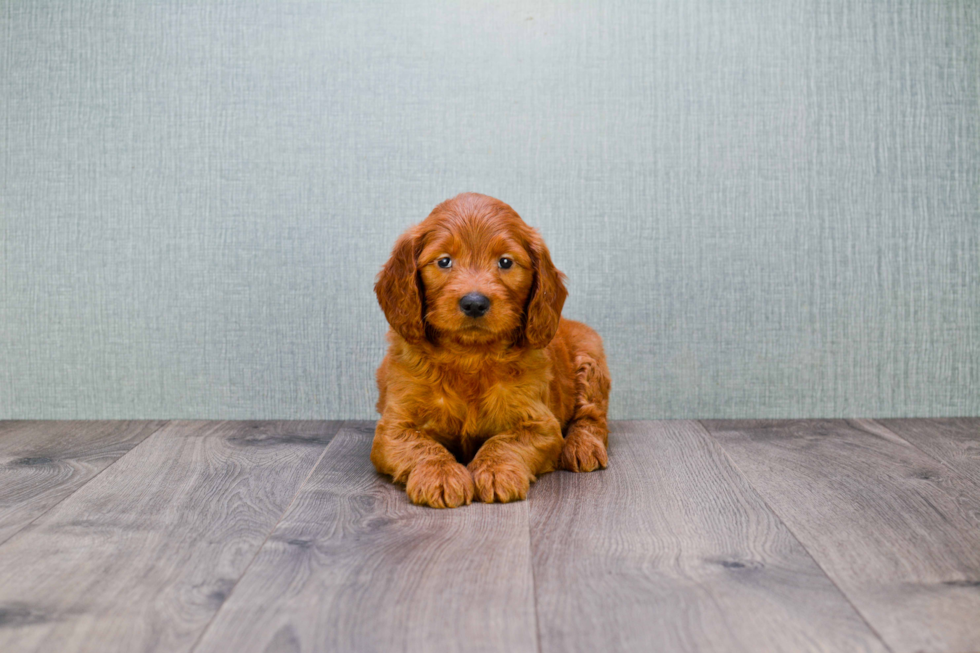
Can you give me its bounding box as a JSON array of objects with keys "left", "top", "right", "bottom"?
[{"left": 1, "top": 1, "right": 977, "bottom": 419}]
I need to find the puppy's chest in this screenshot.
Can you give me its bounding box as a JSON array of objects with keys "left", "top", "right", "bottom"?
[{"left": 419, "top": 374, "right": 531, "bottom": 438}]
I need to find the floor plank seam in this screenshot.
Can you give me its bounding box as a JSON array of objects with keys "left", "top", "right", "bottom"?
[
  {"left": 186, "top": 420, "right": 346, "bottom": 653},
  {"left": 0, "top": 420, "right": 171, "bottom": 549},
  {"left": 866, "top": 419, "right": 975, "bottom": 487},
  {"left": 694, "top": 420, "right": 897, "bottom": 653},
  {"left": 526, "top": 492, "right": 545, "bottom": 653}
]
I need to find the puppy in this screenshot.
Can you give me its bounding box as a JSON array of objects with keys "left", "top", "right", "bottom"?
[{"left": 372, "top": 193, "right": 610, "bottom": 508}]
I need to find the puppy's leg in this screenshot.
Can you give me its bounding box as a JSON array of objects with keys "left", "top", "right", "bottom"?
[
  {"left": 372, "top": 417, "right": 474, "bottom": 509},
  {"left": 560, "top": 350, "right": 611, "bottom": 472},
  {"left": 468, "top": 412, "right": 563, "bottom": 503}
]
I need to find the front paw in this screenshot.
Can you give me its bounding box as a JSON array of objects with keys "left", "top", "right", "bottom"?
[
  {"left": 406, "top": 459, "right": 475, "bottom": 509},
  {"left": 559, "top": 431, "right": 608, "bottom": 472},
  {"left": 468, "top": 457, "right": 532, "bottom": 503}
]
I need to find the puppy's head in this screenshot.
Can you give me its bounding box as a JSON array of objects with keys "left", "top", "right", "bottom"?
[{"left": 375, "top": 193, "right": 567, "bottom": 349}]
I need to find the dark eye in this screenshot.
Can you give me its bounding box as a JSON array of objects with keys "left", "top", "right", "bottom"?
[
  {"left": 498, "top": 257, "right": 513, "bottom": 270},
  {"left": 437, "top": 256, "right": 452, "bottom": 269}
]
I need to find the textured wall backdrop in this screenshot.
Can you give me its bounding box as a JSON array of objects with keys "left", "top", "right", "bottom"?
[{"left": 1, "top": 1, "right": 977, "bottom": 419}]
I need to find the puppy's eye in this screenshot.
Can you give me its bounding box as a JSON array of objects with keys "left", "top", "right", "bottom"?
[
  {"left": 437, "top": 256, "right": 452, "bottom": 269},
  {"left": 498, "top": 257, "right": 513, "bottom": 270}
]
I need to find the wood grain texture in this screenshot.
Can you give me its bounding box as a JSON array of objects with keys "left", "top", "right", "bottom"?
[
  {"left": 875, "top": 418, "right": 980, "bottom": 485},
  {"left": 192, "top": 421, "right": 537, "bottom": 653},
  {"left": 701, "top": 419, "right": 980, "bottom": 653},
  {"left": 0, "top": 420, "right": 167, "bottom": 545},
  {"left": 0, "top": 420, "right": 341, "bottom": 653},
  {"left": 529, "top": 421, "right": 888, "bottom": 653}
]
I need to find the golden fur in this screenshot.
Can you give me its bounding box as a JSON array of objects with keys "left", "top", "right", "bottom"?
[{"left": 372, "top": 193, "right": 611, "bottom": 508}]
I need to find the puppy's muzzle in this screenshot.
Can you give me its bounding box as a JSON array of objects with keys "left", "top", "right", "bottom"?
[{"left": 459, "top": 292, "right": 491, "bottom": 318}]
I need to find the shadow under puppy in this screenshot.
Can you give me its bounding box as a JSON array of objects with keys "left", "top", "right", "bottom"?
[{"left": 372, "top": 193, "right": 611, "bottom": 508}]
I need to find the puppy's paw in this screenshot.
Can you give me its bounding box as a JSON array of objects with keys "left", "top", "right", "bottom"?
[
  {"left": 559, "top": 432, "right": 608, "bottom": 472},
  {"left": 468, "top": 457, "right": 532, "bottom": 503},
  {"left": 405, "top": 459, "right": 475, "bottom": 509}
]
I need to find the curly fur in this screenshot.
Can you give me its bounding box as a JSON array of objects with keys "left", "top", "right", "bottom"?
[{"left": 372, "top": 193, "right": 611, "bottom": 508}]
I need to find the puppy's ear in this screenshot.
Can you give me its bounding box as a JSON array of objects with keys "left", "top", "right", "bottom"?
[
  {"left": 523, "top": 229, "right": 568, "bottom": 349},
  {"left": 375, "top": 226, "right": 427, "bottom": 344}
]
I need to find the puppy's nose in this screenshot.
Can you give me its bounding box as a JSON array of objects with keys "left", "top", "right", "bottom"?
[{"left": 459, "top": 292, "right": 491, "bottom": 318}]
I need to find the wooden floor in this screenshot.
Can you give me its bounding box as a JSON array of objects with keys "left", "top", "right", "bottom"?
[{"left": 0, "top": 420, "right": 978, "bottom": 653}]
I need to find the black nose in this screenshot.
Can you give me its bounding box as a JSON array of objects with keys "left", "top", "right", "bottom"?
[{"left": 459, "top": 292, "right": 491, "bottom": 318}]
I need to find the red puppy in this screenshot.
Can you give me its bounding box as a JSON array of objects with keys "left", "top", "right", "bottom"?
[{"left": 372, "top": 193, "right": 611, "bottom": 508}]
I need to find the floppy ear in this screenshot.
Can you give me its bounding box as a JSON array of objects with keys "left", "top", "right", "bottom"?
[
  {"left": 375, "top": 226, "right": 427, "bottom": 344},
  {"left": 524, "top": 229, "right": 568, "bottom": 349}
]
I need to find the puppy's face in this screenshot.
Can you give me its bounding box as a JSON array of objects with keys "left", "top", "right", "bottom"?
[
  {"left": 417, "top": 217, "right": 533, "bottom": 344},
  {"left": 376, "top": 193, "right": 567, "bottom": 349}
]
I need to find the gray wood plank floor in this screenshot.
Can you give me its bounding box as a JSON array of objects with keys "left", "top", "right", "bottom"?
[
  {"left": 877, "top": 418, "right": 980, "bottom": 486},
  {"left": 530, "top": 421, "right": 887, "bottom": 653},
  {"left": 701, "top": 419, "right": 980, "bottom": 653},
  {"left": 0, "top": 419, "right": 977, "bottom": 653},
  {"left": 0, "top": 421, "right": 341, "bottom": 653},
  {"left": 0, "top": 421, "right": 167, "bottom": 545},
  {"left": 194, "top": 422, "right": 536, "bottom": 653}
]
